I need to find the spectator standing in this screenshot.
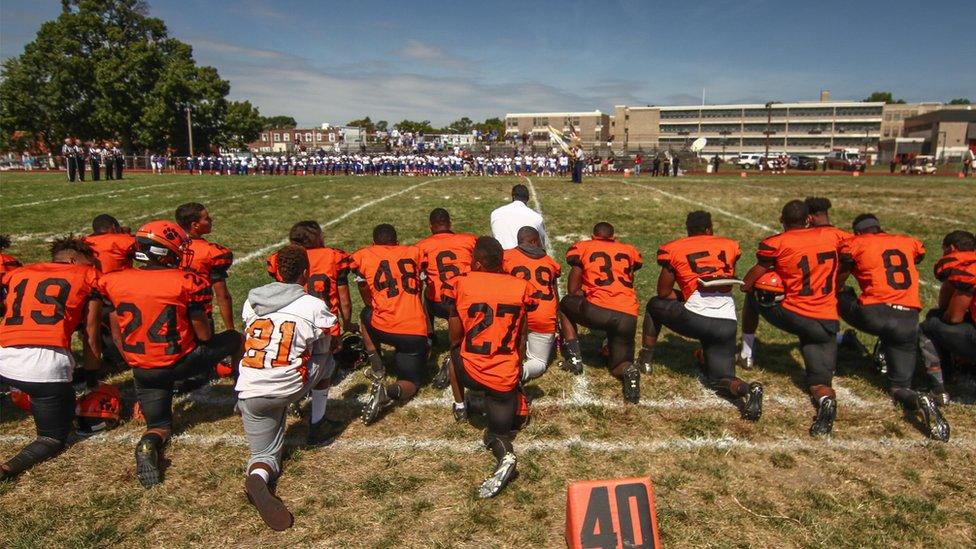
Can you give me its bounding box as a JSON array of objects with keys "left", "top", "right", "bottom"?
[{"left": 490, "top": 184, "right": 548, "bottom": 250}]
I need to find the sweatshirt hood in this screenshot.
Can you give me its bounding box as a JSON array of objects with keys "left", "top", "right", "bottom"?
[
  {"left": 248, "top": 282, "right": 307, "bottom": 315},
  {"left": 517, "top": 243, "right": 547, "bottom": 259}
]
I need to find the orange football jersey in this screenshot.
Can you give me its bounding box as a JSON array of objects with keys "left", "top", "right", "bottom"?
[
  {"left": 756, "top": 228, "right": 840, "bottom": 320},
  {"left": 945, "top": 257, "right": 976, "bottom": 320},
  {"left": 84, "top": 232, "right": 135, "bottom": 273},
  {"left": 446, "top": 271, "right": 537, "bottom": 392},
  {"left": 349, "top": 244, "right": 427, "bottom": 336},
  {"left": 416, "top": 231, "right": 477, "bottom": 303},
  {"left": 97, "top": 267, "right": 211, "bottom": 368},
  {"left": 1, "top": 262, "right": 98, "bottom": 348},
  {"left": 267, "top": 246, "right": 350, "bottom": 336},
  {"left": 566, "top": 237, "right": 643, "bottom": 316},
  {"left": 656, "top": 234, "right": 741, "bottom": 299},
  {"left": 0, "top": 253, "right": 21, "bottom": 276},
  {"left": 839, "top": 232, "right": 925, "bottom": 309},
  {"left": 934, "top": 250, "right": 976, "bottom": 282},
  {"left": 812, "top": 225, "right": 853, "bottom": 247},
  {"left": 503, "top": 248, "right": 561, "bottom": 333},
  {"left": 184, "top": 237, "right": 233, "bottom": 314}
]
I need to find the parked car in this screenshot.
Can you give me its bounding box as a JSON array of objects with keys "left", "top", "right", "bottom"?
[
  {"left": 909, "top": 155, "right": 938, "bottom": 175},
  {"left": 823, "top": 148, "right": 866, "bottom": 171},
  {"left": 734, "top": 153, "right": 765, "bottom": 169},
  {"left": 788, "top": 154, "right": 818, "bottom": 170}
]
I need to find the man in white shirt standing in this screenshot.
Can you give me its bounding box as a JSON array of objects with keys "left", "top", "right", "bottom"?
[
  {"left": 490, "top": 184, "right": 548, "bottom": 250},
  {"left": 235, "top": 245, "right": 336, "bottom": 531}
]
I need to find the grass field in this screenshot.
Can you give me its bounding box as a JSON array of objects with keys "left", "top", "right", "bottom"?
[{"left": 1, "top": 171, "right": 975, "bottom": 548}]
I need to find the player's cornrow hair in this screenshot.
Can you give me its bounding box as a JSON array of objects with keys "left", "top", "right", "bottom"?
[
  {"left": 276, "top": 245, "right": 309, "bottom": 283},
  {"left": 429, "top": 208, "right": 451, "bottom": 226},
  {"left": 943, "top": 230, "right": 976, "bottom": 252},
  {"left": 474, "top": 236, "right": 504, "bottom": 272},
  {"left": 804, "top": 197, "right": 832, "bottom": 215},
  {"left": 781, "top": 200, "right": 809, "bottom": 227},
  {"left": 0, "top": 234, "right": 11, "bottom": 251},
  {"left": 685, "top": 210, "right": 712, "bottom": 235},
  {"left": 49, "top": 235, "right": 94, "bottom": 260},
  {"left": 289, "top": 220, "right": 323, "bottom": 249},
  {"left": 174, "top": 202, "right": 206, "bottom": 230}
]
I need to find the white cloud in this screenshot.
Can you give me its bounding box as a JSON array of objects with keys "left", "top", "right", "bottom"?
[{"left": 394, "top": 39, "right": 468, "bottom": 70}]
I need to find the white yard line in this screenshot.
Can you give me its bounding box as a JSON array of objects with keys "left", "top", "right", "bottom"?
[
  {"left": 616, "top": 179, "right": 777, "bottom": 233},
  {"left": 3, "top": 181, "right": 187, "bottom": 209},
  {"left": 0, "top": 432, "right": 966, "bottom": 453},
  {"left": 13, "top": 182, "right": 310, "bottom": 243},
  {"left": 233, "top": 177, "right": 454, "bottom": 268},
  {"left": 523, "top": 176, "right": 555, "bottom": 257}
]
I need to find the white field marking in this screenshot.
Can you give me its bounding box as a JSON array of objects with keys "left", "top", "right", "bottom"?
[
  {"left": 1, "top": 433, "right": 970, "bottom": 453},
  {"left": 522, "top": 177, "right": 554, "bottom": 255},
  {"left": 3, "top": 181, "right": 186, "bottom": 209},
  {"left": 831, "top": 381, "right": 870, "bottom": 408},
  {"left": 12, "top": 182, "right": 307, "bottom": 243},
  {"left": 615, "top": 179, "right": 777, "bottom": 233},
  {"left": 233, "top": 177, "right": 455, "bottom": 267}
]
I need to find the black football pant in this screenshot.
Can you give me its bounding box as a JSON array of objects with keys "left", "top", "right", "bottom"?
[
  {"left": 132, "top": 330, "right": 242, "bottom": 430},
  {"left": 919, "top": 315, "right": 976, "bottom": 369},
  {"left": 451, "top": 348, "right": 526, "bottom": 460},
  {"left": 747, "top": 293, "right": 838, "bottom": 388},
  {"left": 425, "top": 298, "right": 451, "bottom": 341},
  {"left": 362, "top": 308, "right": 427, "bottom": 386},
  {"left": 837, "top": 290, "right": 919, "bottom": 391},
  {"left": 645, "top": 297, "right": 738, "bottom": 391},
  {"left": 560, "top": 295, "right": 637, "bottom": 369},
  {"left": 1, "top": 376, "right": 75, "bottom": 444}
]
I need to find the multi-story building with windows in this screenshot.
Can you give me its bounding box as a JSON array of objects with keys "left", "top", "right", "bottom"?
[
  {"left": 504, "top": 111, "right": 611, "bottom": 147},
  {"left": 249, "top": 125, "right": 344, "bottom": 153}
]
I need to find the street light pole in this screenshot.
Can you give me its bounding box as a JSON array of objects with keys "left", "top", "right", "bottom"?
[
  {"left": 938, "top": 130, "right": 947, "bottom": 164},
  {"left": 185, "top": 106, "right": 194, "bottom": 157},
  {"left": 764, "top": 101, "right": 778, "bottom": 159}
]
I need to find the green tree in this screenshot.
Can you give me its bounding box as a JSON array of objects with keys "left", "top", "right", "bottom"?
[
  {"left": 347, "top": 116, "right": 375, "bottom": 134},
  {"left": 863, "top": 91, "right": 905, "bottom": 104},
  {"left": 220, "top": 100, "right": 263, "bottom": 149},
  {"left": 445, "top": 117, "right": 474, "bottom": 134},
  {"left": 394, "top": 119, "right": 435, "bottom": 134},
  {"left": 947, "top": 98, "right": 971, "bottom": 105},
  {"left": 0, "top": 0, "right": 231, "bottom": 154},
  {"left": 260, "top": 115, "right": 297, "bottom": 129},
  {"left": 375, "top": 120, "right": 389, "bottom": 132},
  {"left": 473, "top": 117, "right": 505, "bottom": 140}
]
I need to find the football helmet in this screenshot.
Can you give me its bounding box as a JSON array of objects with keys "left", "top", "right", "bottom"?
[
  {"left": 134, "top": 220, "right": 190, "bottom": 267},
  {"left": 335, "top": 334, "right": 367, "bottom": 369},
  {"left": 8, "top": 387, "right": 31, "bottom": 412},
  {"left": 76, "top": 383, "right": 121, "bottom": 432},
  {"left": 753, "top": 271, "right": 785, "bottom": 307}
]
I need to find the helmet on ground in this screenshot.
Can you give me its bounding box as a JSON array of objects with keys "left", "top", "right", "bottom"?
[
  {"left": 8, "top": 387, "right": 31, "bottom": 412},
  {"left": 753, "top": 271, "right": 785, "bottom": 307},
  {"left": 76, "top": 383, "right": 122, "bottom": 432},
  {"left": 335, "top": 334, "right": 367, "bottom": 369}
]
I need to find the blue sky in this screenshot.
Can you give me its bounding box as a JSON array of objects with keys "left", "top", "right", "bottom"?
[{"left": 2, "top": 0, "right": 974, "bottom": 126}]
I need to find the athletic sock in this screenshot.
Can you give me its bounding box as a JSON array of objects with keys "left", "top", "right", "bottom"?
[
  {"left": 310, "top": 389, "right": 329, "bottom": 424},
  {"left": 741, "top": 334, "right": 756, "bottom": 358},
  {"left": 250, "top": 468, "right": 271, "bottom": 483}
]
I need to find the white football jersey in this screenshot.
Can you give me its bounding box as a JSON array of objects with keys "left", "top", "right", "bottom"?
[{"left": 235, "top": 293, "right": 336, "bottom": 399}]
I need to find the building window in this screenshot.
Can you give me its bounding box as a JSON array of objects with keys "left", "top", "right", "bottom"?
[
  {"left": 305, "top": 133, "right": 312, "bottom": 141},
  {"left": 316, "top": 133, "right": 323, "bottom": 141},
  {"left": 273, "top": 133, "right": 280, "bottom": 142},
  {"left": 283, "top": 133, "right": 290, "bottom": 142},
  {"left": 261, "top": 133, "right": 268, "bottom": 141}
]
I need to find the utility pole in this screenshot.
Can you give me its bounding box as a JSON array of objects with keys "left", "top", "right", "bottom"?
[
  {"left": 764, "top": 101, "right": 779, "bottom": 160},
  {"left": 185, "top": 106, "right": 194, "bottom": 156}
]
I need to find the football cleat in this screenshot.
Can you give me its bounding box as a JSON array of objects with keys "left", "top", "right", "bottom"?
[
  {"left": 360, "top": 380, "right": 391, "bottom": 426},
  {"left": 452, "top": 402, "right": 468, "bottom": 423},
  {"left": 871, "top": 339, "right": 888, "bottom": 375},
  {"left": 635, "top": 347, "right": 654, "bottom": 375},
  {"left": 432, "top": 355, "right": 452, "bottom": 390},
  {"left": 307, "top": 417, "right": 344, "bottom": 447},
  {"left": 135, "top": 436, "right": 162, "bottom": 488},
  {"left": 621, "top": 364, "right": 640, "bottom": 404},
  {"left": 931, "top": 390, "right": 950, "bottom": 407},
  {"left": 736, "top": 352, "right": 755, "bottom": 370},
  {"left": 478, "top": 452, "right": 517, "bottom": 499},
  {"left": 245, "top": 474, "right": 294, "bottom": 531},
  {"left": 917, "top": 395, "right": 950, "bottom": 442},
  {"left": 742, "top": 382, "right": 764, "bottom": 421},
  {"left": 839, "top": 329, "right": 868, "bottom": 356},
  {"left": 558, "top": 341, "right": 584, "bottom": 375},
  {"left": 809, "top": 396, "right": 836, "bottom": 437}
]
